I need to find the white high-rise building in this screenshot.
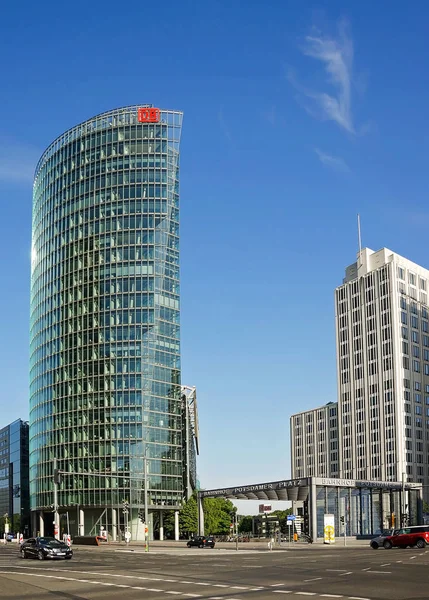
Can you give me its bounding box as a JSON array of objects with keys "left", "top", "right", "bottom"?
[
  {"left": 290, "top": 402, "right": 339, "bottom": 479},
  {"left": 336, "top": 247, "right": 429, "bottom": 491}
]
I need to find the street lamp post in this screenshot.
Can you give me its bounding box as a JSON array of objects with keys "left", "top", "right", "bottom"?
[{"left": 144, "top": 448, "right": 149, "bottom": 552}]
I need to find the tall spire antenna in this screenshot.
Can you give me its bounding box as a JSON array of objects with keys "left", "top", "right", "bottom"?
[{"left": 357, "top": 213, "right": 362, "bottom": 254}]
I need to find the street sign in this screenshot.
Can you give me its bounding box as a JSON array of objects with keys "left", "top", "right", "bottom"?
[
  {"left": 287, "top": 520, "right": 293, "bottom": 526},
  {"left": 288, "top": 514, "right": 296, "bottom": 521}
]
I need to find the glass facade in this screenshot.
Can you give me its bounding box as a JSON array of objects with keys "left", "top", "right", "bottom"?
[
  {"left": 315, "top": 484, "right": 422, "bottom": 539},
  {"left": 30, "top": 106, "right": 184, "bottom": 532},
  {"left": 0, "top": 420, "right": 30, "bottom": 536}
]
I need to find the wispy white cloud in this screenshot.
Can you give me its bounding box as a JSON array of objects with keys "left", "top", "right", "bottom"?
[
  {"left": 314, "top": 148, "right": 350, "bottom": 173},
  {"left": 292, "top": 20, "right": 355, "bottom": 134},
  {"left": 0, "top": 139, "right": 39, "bottom": 185}
]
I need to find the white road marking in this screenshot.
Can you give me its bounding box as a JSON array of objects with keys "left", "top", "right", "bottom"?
[
  {"left": 326, "top": 569, "right": 348, "bottom": 572},
  {"left": 295, "top": 593, "right": 316, "bottom": 597},
  {"left": 250, "top": 588, "right": 264, "bottom": 591},
  {"left": 270, "top": 583, "right": 286, "bottom": 587},
  {"left": 348, "top": 597, "right": 371, "bottom": 600},
  {"left": 339, "top": 572, "right": 352, "bottom": 576},
  {"left": 364, "top": 570, "right": 391, "bottom": 574},
  {"left": 272, "top": 592, "right": 292, "bottom": 595},
  {"left": 320, "top": 595, "right": 343, "bottom": 598},
  {"left": 410, "top": 556, "right": 417, "bottom": 560},
  {"left": 304, "top": 577, "right": 322, "bottom": 582},
  {"left": 380, "top": 563, "right": 390, "bottom": 566},
  {"left": 230, "top": 586, "right": 248, "bottom": 589},
  {"left": 213, "top": 584, "right": 229, "bottom": 587}
]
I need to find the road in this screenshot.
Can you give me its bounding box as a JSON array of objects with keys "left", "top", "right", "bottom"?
[{"left": 0, "top": 542, "right": 427, "bottom": 600}]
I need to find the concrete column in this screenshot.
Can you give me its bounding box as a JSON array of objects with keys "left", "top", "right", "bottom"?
[
  {"left": 198, "top": 495, "right": 204, "bottom": 536},
  {"left": 79, "top": 509, "right": 84, "bottom": 536},
  {"left": 310, "top": 478, "right": 317, "bottom": 542},
  {"left": 174, "top": 510, "right": 179, "bottom": 541},
  {"left": 112, "top": 508, "right": 117, "bottom": 541},
  {"left": 159, "top": 511, "right": 164, "bottom": 541},
  {"left": 31, "top": 511, "right": 37, "bottom": 537},
  {"left": 38, "top": 512, "right": 45, "bottom": 537}
]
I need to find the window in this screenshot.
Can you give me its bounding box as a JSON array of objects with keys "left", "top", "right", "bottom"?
[
  {"left": 401, "top": 312, "right": 408, "bottom": 324},
  {"left": 412, "top": 331, "right": 420, "bottom": 343},
  {"left": 409, "top": 272, "right": 416, "bottom": 285},
  {"left": 412, "top": 316, "right": 419, "bottom": 329},
  {"left": 398, "top": 267, "right": 405, "bottom": 280},
  {"left": 414, "top": 360, "right": 421, "bottom": 372}
]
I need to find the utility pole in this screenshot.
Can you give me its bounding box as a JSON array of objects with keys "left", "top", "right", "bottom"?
[
  {"left": 144, "top": 449, "right": 149, "bottom": 552},
  {"left": 53, "top": 458, "right": 60, "bottom": 540},
  {"left": 402, "top": 472, "right": 407, "bottom": 527},
  {"left": 122, "top": 500, "right": 130, "bottom": 544}
]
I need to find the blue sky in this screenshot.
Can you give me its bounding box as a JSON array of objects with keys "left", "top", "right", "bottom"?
[{"left": 2, "top": 1, "right": 429, "bottom": 498}]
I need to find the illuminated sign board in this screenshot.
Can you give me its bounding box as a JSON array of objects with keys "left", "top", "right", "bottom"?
[{"left": 138, "top": 107, "right": 160, "bottom": 123}]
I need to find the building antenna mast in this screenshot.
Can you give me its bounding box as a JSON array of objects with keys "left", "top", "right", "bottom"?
[{"left": 357, "top": 213, "right": 362, "bottom": 254}]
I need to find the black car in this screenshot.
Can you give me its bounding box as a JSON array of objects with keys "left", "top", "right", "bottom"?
[
  {"left": 187, "top": 535, "right": 215, "bottom": 548},
  {"left": 20, "top": 537, "right": 73, "bottom": 560}
]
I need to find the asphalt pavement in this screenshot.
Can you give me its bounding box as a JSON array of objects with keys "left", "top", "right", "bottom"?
[{"left": 0, "top": 541, "right": 427, "bottom": 600}]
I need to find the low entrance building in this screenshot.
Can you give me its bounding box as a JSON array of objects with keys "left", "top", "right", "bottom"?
[{"left": 197, "top": 477, "right": 423, "bottom": 541}]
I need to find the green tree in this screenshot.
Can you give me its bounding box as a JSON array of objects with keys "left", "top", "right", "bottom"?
[
  {"left": 203, "top": 497, "right": 235, "bottom": 534},
  {"left": 180, "top": 494, "right": 198, "bottom": 536},
  {"left": 271, "top": 509, "right": 293, "bottom": 533},
  {"left": 238, "top": 515, "right": 253, "bottom": 533}
]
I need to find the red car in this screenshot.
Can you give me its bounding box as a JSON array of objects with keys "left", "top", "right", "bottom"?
[{"left": 383, "top": 525, "right": 429, "bottom": 549}]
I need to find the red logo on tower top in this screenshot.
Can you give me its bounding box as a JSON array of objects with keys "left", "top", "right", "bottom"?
[{"left": 138, "top": 107, "right": 160, "bottom": 123}]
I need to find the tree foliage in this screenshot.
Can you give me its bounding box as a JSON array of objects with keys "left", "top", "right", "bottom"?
[
  {"left": 180, "top": 494, "right": 198, "bottom": 536},
  {"left": 203, "top": 497, "right": 235, "bottom": 534},
  {"left": 238, "top": 515, "right": 253, "bottom": 533}
]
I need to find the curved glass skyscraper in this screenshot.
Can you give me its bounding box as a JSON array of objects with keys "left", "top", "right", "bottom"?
[{"left": 30, "top": 105, "right": 186, "bottom": 540}]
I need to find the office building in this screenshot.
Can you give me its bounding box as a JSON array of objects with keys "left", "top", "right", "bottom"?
[
  {"left": 335, "top": 247, "right": 429, "bottom": 490},
  {"left": 290, "top": 402, "right": 339, "bottom": 479},
  {"left": 0, "top": 419, "right": 30, "bottom": 536},
  {"left": 30, "top": 105, "right": 196, "bottom": 540}
]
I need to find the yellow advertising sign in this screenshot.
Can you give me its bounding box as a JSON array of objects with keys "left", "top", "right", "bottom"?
[{"left": 324, "top": 514, "right": 335, "bottom": 544}]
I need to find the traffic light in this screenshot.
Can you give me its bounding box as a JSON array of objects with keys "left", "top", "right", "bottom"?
[
  {"left": 340, "top": 516, "right": 345, "bottom": 525},
  {"left": 138, "top": 510, "right": 144, "bottom": 522},
  {"left": 53, "top": 469, "right": 62, "bottom": 485}
]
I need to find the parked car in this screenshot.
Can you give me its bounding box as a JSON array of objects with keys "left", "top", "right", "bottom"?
[
  {"left": 369, "top": 528, "right": 395, "bottom": 549},
  {"left": 20, "top": 537, "right": 73, "bottom": 560},
  {"left": 383, "top": 525, "right": 429, "bottom": 549},
  {"left": 186, "top": 535, "right": 215, "bottom": 548}
]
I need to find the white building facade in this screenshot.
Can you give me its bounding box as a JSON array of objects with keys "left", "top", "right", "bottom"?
[
  {"left": 336, "top": 248, "right": 429, "bottom": 492},
  {"left": 290, "top": 403, "right": 339, "bottom": 479}
]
